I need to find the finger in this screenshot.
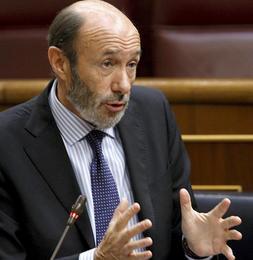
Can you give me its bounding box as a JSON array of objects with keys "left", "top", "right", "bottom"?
[
  {"left": 221, "top": 244, "right": 235, "bottom": 260},
  {"left": 226, "top": 229, "right": 242, "bottom": 241},
  {"left": 110, "top": 199, "right": 129, "bottom": 226},
  {"left": 112, "top": 198, "right": 129, "bottom": 217},
  {"left": 179, "top": 188, "right": 193, "bottom": 215},
  {"left": 113, "top": 202, "right": 141, "bottom": 231},
  {"left": 222, "top": 216, "right": 242, "bottom": 230},
  {"left": 122, "top": 237, "right": 153, "bottom": 255},
  {"left": 210, "top": 198, "right": 231, "bottom": 218},
  {"left": 128, "top": 250, "right": 152, "bottom": 259},
  {"left": 122, "top": 219, "right": 152, "bottom": 243}
]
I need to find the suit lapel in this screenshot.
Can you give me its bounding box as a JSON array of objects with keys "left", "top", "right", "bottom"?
[
  {"left": 118, "top": 97, "right": 155, "bottom": 238},
  {"left": 24, "top": 83, "right": 95, "bottom": 248},
  {"left": 23, "top": 83, "right": 155, "bottom": 248}
]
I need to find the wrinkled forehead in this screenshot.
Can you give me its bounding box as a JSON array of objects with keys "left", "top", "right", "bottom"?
[
  {"left": 77, "top": 19, "right": 140, "bottom": 55},
  {"left": 82, "top": 27, "right": 140, "bottom": 49}
]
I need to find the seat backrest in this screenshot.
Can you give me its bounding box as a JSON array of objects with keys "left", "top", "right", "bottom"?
[
  {"left": 152, "top": 0, "right": 253, "bottom": 78},
  {"left": 0, "top": 0, "right": 78, "bottom": 79}
]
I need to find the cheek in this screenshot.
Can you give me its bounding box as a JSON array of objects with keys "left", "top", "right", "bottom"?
[
  {"left": 128, "top": 71, "right": 136, "bottom": 82},
  {"left": 91, "top": 72, "right": 114, "bottom": 93},
  {"left": 77, "top": 64, "right": 114, "bottom": 94}
]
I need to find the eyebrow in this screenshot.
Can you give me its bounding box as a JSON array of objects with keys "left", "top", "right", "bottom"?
[{"left": 102, "top": 49, "right": 142, "bottom": 57}]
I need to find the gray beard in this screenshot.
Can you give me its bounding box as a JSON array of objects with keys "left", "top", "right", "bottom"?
[{"left": 66, "top": 68, "right": 129, "bottom": 129}]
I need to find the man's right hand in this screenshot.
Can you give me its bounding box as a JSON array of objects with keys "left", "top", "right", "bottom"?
[{"left": 95, "top": 199, "right": 153, "bottom": 259}]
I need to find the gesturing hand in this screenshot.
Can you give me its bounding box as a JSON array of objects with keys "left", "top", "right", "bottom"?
[
  {"left": 180, "top": 188, "right": 242, "bottom": 260},
  {"left": 95, "top": 199, "right": 153, "bottom": 260}
]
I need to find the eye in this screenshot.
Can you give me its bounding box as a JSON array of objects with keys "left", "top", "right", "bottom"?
[
  {"left": 102, "top": 60, "right": 113, "bottom": 68},
  {"left": 128, "top": 61, "right": 138, "bottom": 69}
]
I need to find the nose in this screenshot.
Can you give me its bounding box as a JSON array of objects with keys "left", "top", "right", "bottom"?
[{"left": 111, "top": 68, "right": 132, "bottom": 94}]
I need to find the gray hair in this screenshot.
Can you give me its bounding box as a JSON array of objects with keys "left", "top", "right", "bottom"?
[{"left": 48, "top": 7, "right": 84, "bottom": 66}]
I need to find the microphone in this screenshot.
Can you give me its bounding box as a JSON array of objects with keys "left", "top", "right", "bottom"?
[{"left": 50, "top": 195, "right": 87, "bottom": 260}]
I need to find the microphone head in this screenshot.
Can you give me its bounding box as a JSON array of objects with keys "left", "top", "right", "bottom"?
[
  {"left": 67, "top": 195, "right": 87, "bottom": 226},
  {"left": 72, "top": 195, "right": 86, "bottom": 215}
]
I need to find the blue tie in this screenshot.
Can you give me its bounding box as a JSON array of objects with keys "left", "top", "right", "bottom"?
[{"left": 86, "top": 130, "right": 120, "bottom": 244}]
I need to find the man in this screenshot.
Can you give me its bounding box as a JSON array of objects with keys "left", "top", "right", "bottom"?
[{"left": 0, "top": 1, "right": 241, "bottom": 259}]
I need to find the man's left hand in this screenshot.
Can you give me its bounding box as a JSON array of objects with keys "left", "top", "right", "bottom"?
[{"left": 180, "top": 188, "right": 242, "bottom": 260}]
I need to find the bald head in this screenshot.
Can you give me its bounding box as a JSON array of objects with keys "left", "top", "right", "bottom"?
[
  {"left": 48, "top": 0, "right": 139, "bottom": 66},
  {"left": 47, "top": 0, "right": 141, "bottom": 128},
  {"left": 70, "top": 0, "right": 131, "bottom": 21}
]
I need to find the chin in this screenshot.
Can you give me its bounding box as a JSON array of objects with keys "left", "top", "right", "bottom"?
[
  {"left": 78, "top": 106, "right": 126, "bottom": 129},
  {"left": 96, "top": 112, "right": 125, "bottom": 129}
]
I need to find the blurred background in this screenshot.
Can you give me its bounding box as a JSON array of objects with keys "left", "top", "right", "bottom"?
[{"left": 3, "top": 0, "right": 253, "bottom": 78}]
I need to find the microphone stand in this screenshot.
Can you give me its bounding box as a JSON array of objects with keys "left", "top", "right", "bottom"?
[{"left": 50, "top": 195, "right": 86, "bottom": 260}]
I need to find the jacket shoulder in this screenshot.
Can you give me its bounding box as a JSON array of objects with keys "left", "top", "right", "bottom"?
[{"left": 0, "top": 97, "right": 36, "bottom": 127}]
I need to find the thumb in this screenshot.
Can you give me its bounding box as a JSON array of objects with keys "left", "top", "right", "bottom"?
[{"left": 180, "top": 188, "right": 193, "bottom": 217}]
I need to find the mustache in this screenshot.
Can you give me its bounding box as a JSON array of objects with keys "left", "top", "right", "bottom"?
[{"left": 101, "top": 93, "right": 130, "bottom": 103}]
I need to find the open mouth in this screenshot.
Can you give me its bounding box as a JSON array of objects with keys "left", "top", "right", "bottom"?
[{"left": 104, "top": 102, "right": 125, "bottom": 112}]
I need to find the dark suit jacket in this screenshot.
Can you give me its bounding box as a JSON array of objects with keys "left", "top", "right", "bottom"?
[{"left": 0, "top": 80, "right": 193, "bottom": 259}]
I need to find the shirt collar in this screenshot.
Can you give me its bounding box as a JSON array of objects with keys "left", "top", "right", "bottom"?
[{"left": 48, "top": 80, "right": 115, "bottom": 145}]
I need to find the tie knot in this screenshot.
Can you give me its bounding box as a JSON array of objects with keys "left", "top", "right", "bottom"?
[{"left": 86, "top": 130, "right": 106, "bottom": 153}]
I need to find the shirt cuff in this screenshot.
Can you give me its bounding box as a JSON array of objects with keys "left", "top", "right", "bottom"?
[
  {"left": 185, "top": 256, "right": 213, "bottom": 260},
  {"left": 78, "top": 248, "right": 96, "bottom": 260},
  {"left": 182, "top": 237, "right": 214, "bottom": 260}
]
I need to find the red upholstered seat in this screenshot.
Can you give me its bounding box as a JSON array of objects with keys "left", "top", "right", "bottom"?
[
  {"left": 152, "top": 0, "right": 253, "bottom": 77},
  {"left": 0, "top": 0, "right": 78, "bottom": 78},
  {"left": 153, "top": 27, "right": 253, "bottom": 78}
]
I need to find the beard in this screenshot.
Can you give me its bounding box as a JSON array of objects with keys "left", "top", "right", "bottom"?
[{"left": 66, "top": 67, "right": 130, "bottom": 129}]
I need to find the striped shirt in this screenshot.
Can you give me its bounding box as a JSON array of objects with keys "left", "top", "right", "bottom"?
[
  {"left": 49, "top": 81, "right": 142, "bottom": 259},
  {"left": 49, "top": 81, "right": 212, "bottom": 260}
]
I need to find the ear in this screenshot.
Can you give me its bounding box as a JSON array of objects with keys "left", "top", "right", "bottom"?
[{"left": 48, "top": 46, "right": 70, "bottom": 81}]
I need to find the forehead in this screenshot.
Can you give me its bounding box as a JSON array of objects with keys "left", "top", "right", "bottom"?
[{"left": 76, "top": 21, "right": 141, "bottom": 57}]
